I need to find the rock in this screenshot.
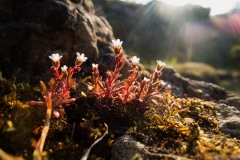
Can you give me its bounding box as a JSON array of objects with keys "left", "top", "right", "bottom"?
[
  {"left": 161, "top": 66, "right": 240, "bottom": 110},
  {"left": 0, "top": 0, "right": 130, "bottom": 84},
  {"left": 216, "top": 104, "right": 240, "bottom": 137},
  {"left": 220, "top": 96, "right": 240, "bottom": 111},
  {"left": 111, "top": 135, "right": 146, "bottom": 160}
]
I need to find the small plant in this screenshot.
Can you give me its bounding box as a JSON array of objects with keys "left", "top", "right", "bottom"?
[
  {"left": 28, "top": 52, "right": 88, "bottom": 159},
  {"left": 29, "top": 52, "right": 87, "bottom": 118},
  {"left": 88, "top": 39, "right": 167, "bottom": 109},
  {"left": 1, "top": 39, "right": 236, "bottom": 160}
]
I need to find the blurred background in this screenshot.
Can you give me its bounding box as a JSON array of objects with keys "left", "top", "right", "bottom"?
[{"left": 92, "top": 0, "right": 240, "bottom": 95}]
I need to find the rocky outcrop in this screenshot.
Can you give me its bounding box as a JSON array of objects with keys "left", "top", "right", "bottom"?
[
  {"left": 0, "top": 0, "right": 131, "bottom": 84},
  {"left": 161, "top": 66, "right": 240, "bottom": 110}
]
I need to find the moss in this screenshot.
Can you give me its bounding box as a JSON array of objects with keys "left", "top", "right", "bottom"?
[{"left": 0, "top": 72, "right": 240, "bottom": 160}]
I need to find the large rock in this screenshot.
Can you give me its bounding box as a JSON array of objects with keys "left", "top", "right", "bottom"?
[{"left": 0, "top": 0, "right": 129, "bottom": 84}]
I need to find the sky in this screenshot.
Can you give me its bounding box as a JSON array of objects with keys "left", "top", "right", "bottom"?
[{"left": 122, "top": 0, "right": 239, "bottom": 15}]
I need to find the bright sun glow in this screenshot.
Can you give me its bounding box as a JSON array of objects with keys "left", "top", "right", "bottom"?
[{"left": 122, "top": 0, "right": 238, "bottom": 15}]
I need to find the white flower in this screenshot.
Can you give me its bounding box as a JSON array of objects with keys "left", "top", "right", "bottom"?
[
  {"left": 131, "top": 56, "right": 140, "bottom": 65},
  {"left": 92, "top": 63, "right": 98, "bottom": 68},
  {"left": 61, "top": 65, "right": 68, "bottom": 72},
  {"left": 49, "top": 53, "right": 63, "bottom": 62},
  {"left": 112, "top": 39, "right": 123, "bottom": 48},
  {"left": 156, "top": 60, "right": 166, "bottom": 67},
  {"left": 143, "top": 77, "right": 150, "bottom": 82},
  {"left": 76, "top": 52, "right": 88, "bottom": 62}
]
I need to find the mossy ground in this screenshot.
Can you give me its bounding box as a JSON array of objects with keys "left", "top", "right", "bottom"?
[{"left": 0, "top": 76, "right": 240, "bottom": 160}]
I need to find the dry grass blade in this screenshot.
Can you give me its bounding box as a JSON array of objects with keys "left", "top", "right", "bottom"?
[
  {"left": 80, "top": 123, "right": 108, "bottom": 160},
  {"left": 0, "top": 149, "right": 24, "bottom": 160},
  {"left": 34, "top": 81, "right": 52, "bottom": 159}
]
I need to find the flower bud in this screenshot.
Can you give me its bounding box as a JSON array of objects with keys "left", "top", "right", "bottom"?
[
  {"left": 92, "top": 63, "right": 99, "bottom": 72},
  {"left": 61, "top": 65, "right": 68, "bottom": 72}
]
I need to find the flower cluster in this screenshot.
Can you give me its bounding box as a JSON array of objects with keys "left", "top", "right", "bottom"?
[
  {"left": 29, "top": 52, "right": 88, "bottom": 118},
  {"left": 88, "top": 39, "right": 125, "bottom": 99},
  {"left": 29, "top": 39, "right": 166, "bottom": 114},
  {"left": 88, "top": 39, "right": 167, "bottom": 107}
]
